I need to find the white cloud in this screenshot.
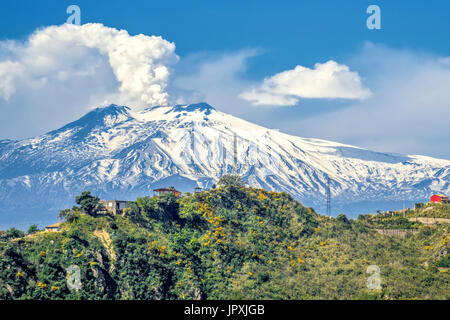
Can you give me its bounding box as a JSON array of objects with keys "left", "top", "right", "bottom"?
[
  {"left": 0, "top": 23, "right": 178, "bottom": 109},
  {"left": 0, "top": 23, "right": 448, "bottom": 161},
  {"left": 239, "top": 60, "right": 372, "bottom": 106},
  {"left": 280, "top": 44, "right": 450, "bottom": 159},
  {"left": 0, "top": 61, "right": 23, "bottom": 100},
  {"left": 0, "top": 23, "right": 178, "bottom": 139},
  {"left": 171, "top": 49, "right": 259, "bottom": 114},
  {"left": 173, "top": 44, "right": 450, "bottom": 159}
]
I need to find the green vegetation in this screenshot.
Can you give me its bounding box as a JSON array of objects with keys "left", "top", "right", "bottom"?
[
  {"left": 408, "top": 203, "right": 450, "bottom": 219},
  {"left": 26, "top": 225, "right": 40, "bottom": 236},
  {"left": 362, "top": 215, "right": 422, "bottom": 230},
  {"left": 0, "top": 176, "right": 448, "bottom": 300},
  {"left": 75, "top": 191, "right": 100, "bottom": 216}
]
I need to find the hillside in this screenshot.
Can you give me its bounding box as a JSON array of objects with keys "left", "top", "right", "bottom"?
[
  {"left": 0, "top": 177, "right": 449, "bottom": 300},
  {"left": 1, "top": 102, "right": 450, "bottom": 228},
  {"left": 408, "top": 203, "right": 450, "bottom": 219}
]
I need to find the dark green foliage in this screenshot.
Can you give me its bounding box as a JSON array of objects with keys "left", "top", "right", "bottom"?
[
  {"left": 217, "top": 174, "right": 244, "bottom": 189},
  {"left": 0, "top": 186, "right": 448, "bottom": 300},
  {"left": 59, "top": 207, "right": 81, "bottom": 223},
  {"left": 75, "top": 191, "right": 100, "bottom": 216},
  {"left": 6, "top": 228, "right": 25, "bottom": 239},
  {"left": 336, "top": 214, "right": 349, "bottom": 224},
  {"left": 436, "top": 255, "right": 449, "bottom": 268},
  {"left": 27, "top": 225, "right": 40, "bottom": 235}
]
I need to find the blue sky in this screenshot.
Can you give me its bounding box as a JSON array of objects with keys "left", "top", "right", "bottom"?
[
  {"left": 2, "top": 0, "right": 450, "bottom": 77},
  {"left": 1, "top": 1, "right": 450, "bottom": 159}
]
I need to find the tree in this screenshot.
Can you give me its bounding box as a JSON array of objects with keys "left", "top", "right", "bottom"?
[
  {"left": 6, "top": 228, "right": 24, "bottom": 239},
  {"left": 336, "top": 214, "right": 349, "bottom": 224},
  {"left": 75, "top": 191, "right": 100, "bottom": 216},
  {"left": 156, "top": 193, "right": 180, "bottom": 222},
  {"left": 217, "top": 175, "right": 244, "bottom": 189},
  {"left": 26, "top": 224, "right": 39, "bottom": 235},
  {"left": 58, "top": 207, "right": 80, "bottom": 223}
]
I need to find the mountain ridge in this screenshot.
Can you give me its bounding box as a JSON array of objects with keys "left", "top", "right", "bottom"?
[{"left": 0, "top": 102, "right": 449, "bottom": 228}]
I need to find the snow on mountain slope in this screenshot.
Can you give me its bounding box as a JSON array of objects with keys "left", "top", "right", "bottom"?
[{"left": 0, "top": 102, "right": 449, "bottom": 227}]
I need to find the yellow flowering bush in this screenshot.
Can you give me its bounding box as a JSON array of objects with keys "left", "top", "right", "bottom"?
[{"left": 37, "top": 282, "right": 47, "bottom": 289}]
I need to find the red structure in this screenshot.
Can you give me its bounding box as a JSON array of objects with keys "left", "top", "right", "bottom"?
[
  {"left": 430, "top": 194, "right": 450, "bottom": 203},
  {"left": 153, "top": 188, "right": 181, "bottom": 198}
]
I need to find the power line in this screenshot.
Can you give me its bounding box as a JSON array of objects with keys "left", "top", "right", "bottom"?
[
  {"left": 326, "top": 177, "right": 331, "bottom": 216},
  {"left": 233, "top": 133, "right": 238, "bottom": 174}
]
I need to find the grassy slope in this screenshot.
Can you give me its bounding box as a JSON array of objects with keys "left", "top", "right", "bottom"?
[{"left": 408, "top": 203, "right": 450, "bottom": 218}]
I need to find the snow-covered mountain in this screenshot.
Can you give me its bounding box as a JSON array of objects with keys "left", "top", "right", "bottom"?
[{"left": 1, "top": 102, "right": 449, "bottom": 228}]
